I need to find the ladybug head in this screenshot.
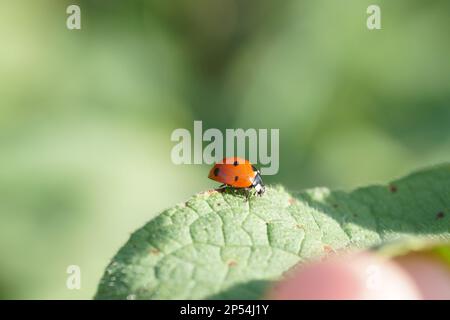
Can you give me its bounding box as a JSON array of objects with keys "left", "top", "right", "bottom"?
[{"left": 252, "top": 172, "right": 265, "bottom": 196}]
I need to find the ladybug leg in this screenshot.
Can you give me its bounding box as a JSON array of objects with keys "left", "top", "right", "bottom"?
[
  {"left": 215, "top": 184, "right": 227, "bottom": 193},
  {"left": 244, "top": 187, "right": 254, "bottom": 201},
  {"left": 245, "top": 189, "right": 250, "bottom": 202}
]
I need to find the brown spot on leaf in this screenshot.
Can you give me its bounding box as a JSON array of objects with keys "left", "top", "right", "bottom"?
[
  {"left": 288, "top": 198, "right": 296, "bottom": 205},
  {"left": 436, "top": 211, "right": 445, "bottom": 220},
  {"left": 389, "top": 184, "right": 398, "bottom": 193},
  {"left": 227, "top": 260, "right": 237, "bottom": 267},
  {"left": 323, "top": 245, "right": 335, "bottom": 254},
  {"left": 332, "top": 203, "right": 338, "bottom": 208},
  {"left": 201, "top": 189, "right": 216, "bottom": 196},
  {"left": 296, "top": 224, "right": 304, "bottom": 229},
  {"left": 149, "top": 248, "right": 160, "bottom": 255}
]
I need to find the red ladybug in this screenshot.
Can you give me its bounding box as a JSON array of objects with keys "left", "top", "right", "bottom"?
[{"left": 208, "top": 157, "right": 265, "bottom": 196}]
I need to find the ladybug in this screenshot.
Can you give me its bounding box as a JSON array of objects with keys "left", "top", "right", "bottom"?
[{"left": 208, "top": 157, "right": 265, "bottom": 196}]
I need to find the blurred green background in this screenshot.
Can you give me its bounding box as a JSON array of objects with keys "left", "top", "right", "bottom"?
[{"left": 1, "top": 0, "right": 449, "bottom": 299}]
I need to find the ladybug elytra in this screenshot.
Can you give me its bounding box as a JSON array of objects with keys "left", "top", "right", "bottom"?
[{"left": 208, "top": 157, "right": 265, "bottom": 196}]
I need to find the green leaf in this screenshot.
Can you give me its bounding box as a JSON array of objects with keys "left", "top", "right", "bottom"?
[
  {"left": 95, "top": 164, "right": 450, "bottom": 299},
  {"left": 373, "top": 238, "right": 450, "bottom": 266}
]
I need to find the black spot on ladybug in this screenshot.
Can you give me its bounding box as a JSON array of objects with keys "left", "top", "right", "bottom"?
[
  {"left": 214, "top": 167, "right": 220, "bottom": 176},
  {"left": 233, "top": 160, "right": 239, "bottom": 166},
  {"left": 234, "top": 176, "right": 239, "bottom": 181},
  {"left": 436, "top": 211, "right": 445, "bottom": 220},
  {"left": 389, "top": 184, "right": 397, "bottom": 193}
]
